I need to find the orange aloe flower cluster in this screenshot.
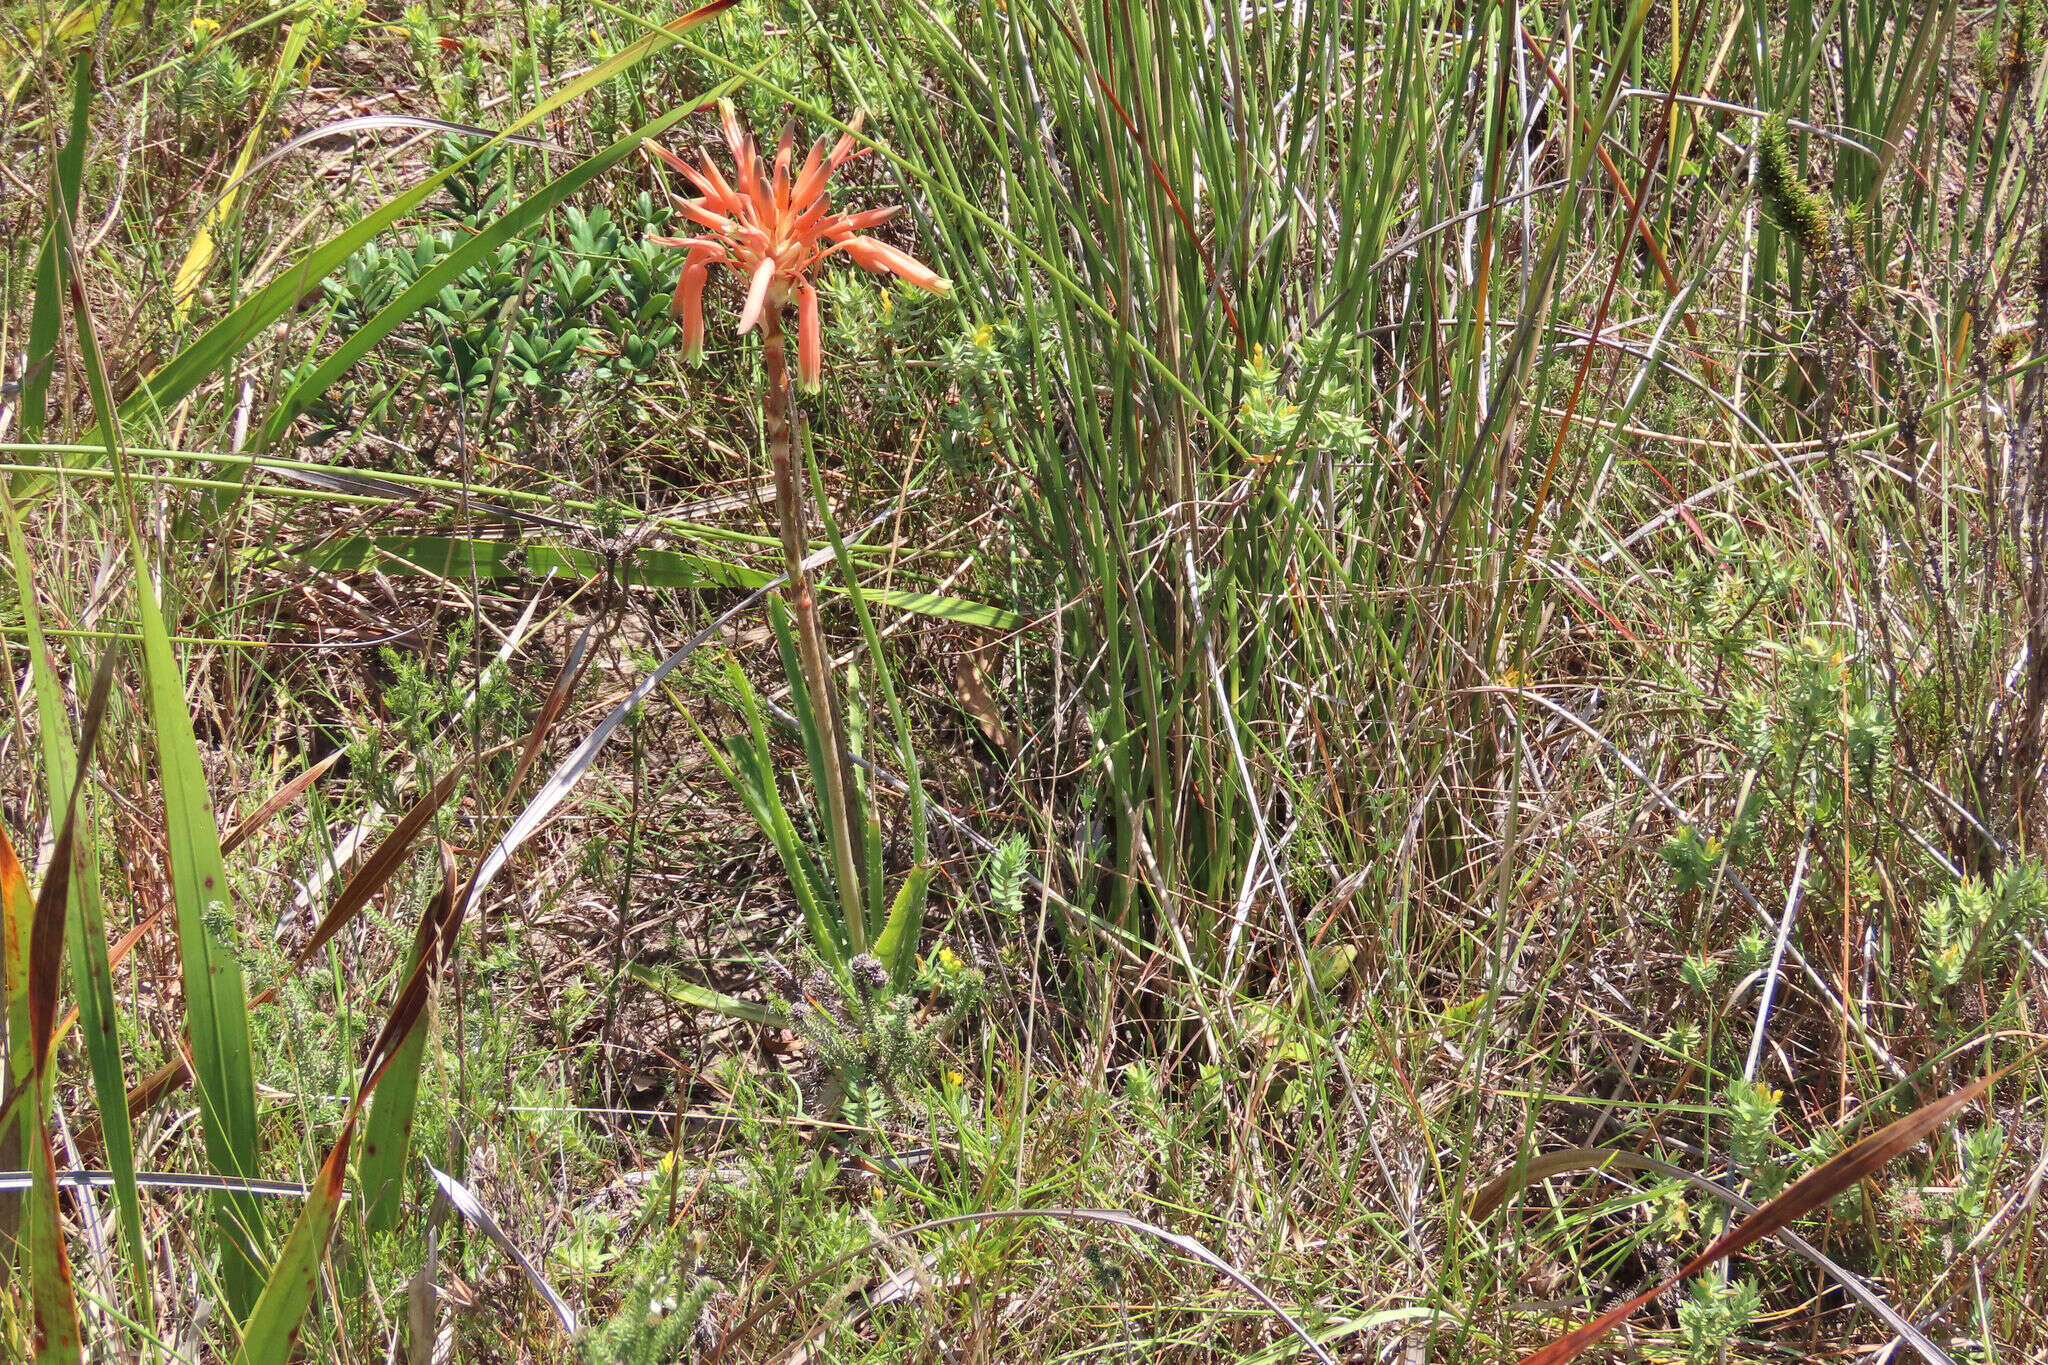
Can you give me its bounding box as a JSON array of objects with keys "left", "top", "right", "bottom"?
[{"left": 648, "top": 102, "right": 950, "bottom": 387}]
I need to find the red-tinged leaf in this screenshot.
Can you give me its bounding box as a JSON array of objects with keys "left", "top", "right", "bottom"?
[
  {"left": 496, "top": 616, "right": 598, "bottom": 816},
  {"left": 260, "top": 765, "right": 471, "bottom": 1005},
  {"left": 1470, "top": 1146, "right": 1953, "bottom": 1362},
  {"left": 130, "top": 761, "right": 472, "bottom": 1121},
  {"left": 1516, "top": 1055, "right": 2037, "bottom": 1365},
  {"left": 25, "top": 649, "right": 116, "bottom": 1060},
  {"left": 220, "top": 750, "right": 343, "bottom": 856},
  {"left": 358, "top": 844, "right": 461, "bottom": 1097},
  {"left": 0, "top": 825, "right": 84, "bottom": 1365},
  {"left": 228, "top": 1112, "right": 354, "bottom": 1365},
  {"left": 1, "top": 824, "right": 33, "bottom": 1194},
  {"left": 23, "top": 1110, "right": 82, "bottom": 1364},
  {"left": 361, "top": 843, "right": 464, "bottom": 1230}
]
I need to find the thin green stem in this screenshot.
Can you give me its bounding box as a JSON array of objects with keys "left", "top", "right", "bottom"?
[{"left": 763, "top": 309, "right": 866, "bottom": 954}]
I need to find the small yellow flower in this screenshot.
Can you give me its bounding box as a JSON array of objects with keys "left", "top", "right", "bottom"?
[
  {"left": 972, "top": 322, "right": 996, "bottom": 349},
  {"left": 189, "top": 13, "right": 220, "bottom": 35},
  {"left": 944, "top": 1069, "right": 965, "bottom": 1088},
  {"left": 937, "top": 945, "right": 964, "bottom": 972}
]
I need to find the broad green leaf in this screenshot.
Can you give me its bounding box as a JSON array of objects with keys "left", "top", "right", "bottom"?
[
  {"left": 52, "top": 127, "right": 269, "bottom": 1310},
  {"left": 873, "top": 866, "right": 935, "bottom": 988},
  {"left": 357, "top": 1022, "right": 430, "bottom": 1236},
  {"left": 290, "top": 535, "right": 732, "bottom": 587},
  {"left": 766, "top": 596, "right": 832, "bottom": 851},
  {"left": 627, "top": 964, "right": 778, "bottom": 1026},
  {"left": 132, "top": 560, "right": 267, "bottom": 1314},
  {"left": 359, "top": 847, "right": 464, "bottom": 1235},
  {"left": 228, "top": 1130, "right": 348, "bottom": 1365}
]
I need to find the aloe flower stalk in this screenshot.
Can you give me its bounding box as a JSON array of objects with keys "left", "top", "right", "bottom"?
[{"left": 648, "top": 105, "right": 948, "bottom": 952}]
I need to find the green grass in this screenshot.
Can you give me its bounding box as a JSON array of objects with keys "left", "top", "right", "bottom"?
[{"left": 3, "top": 0, "right": 2047, "bottom": 1360}]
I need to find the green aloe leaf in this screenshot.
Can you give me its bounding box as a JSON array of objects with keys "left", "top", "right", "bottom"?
[{"left": 872, "top": 866, "right": 935, "bottom": 988}]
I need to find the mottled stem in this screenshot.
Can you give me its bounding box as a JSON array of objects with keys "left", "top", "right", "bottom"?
[{"left": 762, "top": 308, "right": 866, "bottom": 952}]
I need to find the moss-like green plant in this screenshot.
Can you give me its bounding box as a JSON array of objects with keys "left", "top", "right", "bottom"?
[
  {"left": 1677, "top": 1275, "right": 1762, "bottom": 1364},
  {"left": 573, "top": 1261, "right": 719, "bottom": 1364},
  {"left": 1919, "top": 860, "right": 2048, "bottom": 1009},
  {"left": 1725, "top": 1077, "right": 1786, "bottom": 1194},
  {"left": 1756, "top": 112, "right": 1834, "bottom": 257}
]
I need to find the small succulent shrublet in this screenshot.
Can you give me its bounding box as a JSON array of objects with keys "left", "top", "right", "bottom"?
[
  {"left": 767, "top": 947, "right": 984, "bottom": 1124},
  {"left": 647, "top": 101, "right": 950, "bottom": 387}
]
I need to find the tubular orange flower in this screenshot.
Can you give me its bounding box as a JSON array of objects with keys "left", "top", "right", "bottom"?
[
  {"left": 665, "top": 241, "right": 726, "bottom": 363},
  {"left": 646, "top": 101, "right": 950, "bottom": 388},
  {"left": 796, "top": 281, "right": 823, "bottom": 388}
]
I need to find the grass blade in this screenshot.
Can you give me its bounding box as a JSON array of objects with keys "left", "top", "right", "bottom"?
[
  {"left": 168, "top": 17, "right": 312, "bottom": 321},
  {"left": 424, "top": 1165, "right": 579, "bottom": 1337},
  {"left": 47, "top": 144, "right": 271, "bottom": 1315},
  {"left": 0, "top": 492, "right": 152, "bottom": 1317},
  {"left": 18, "top": 55, "right": 90, "bottom": 443}
]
